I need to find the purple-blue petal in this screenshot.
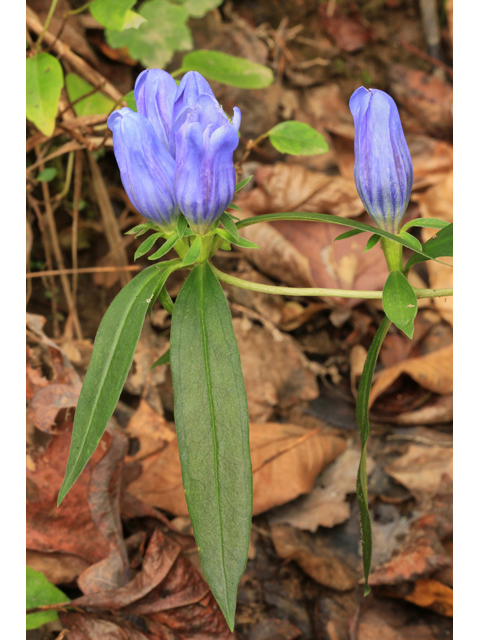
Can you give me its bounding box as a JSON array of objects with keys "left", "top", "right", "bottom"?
[
  {"left": 134, "top": 69, "right": 177, "bottom": 149},
  {"left": 107, "top": 108, "right": 178, "bottom": 229},
  {"left": 349, "top": 87, "right": 413, "bottom": 234}
]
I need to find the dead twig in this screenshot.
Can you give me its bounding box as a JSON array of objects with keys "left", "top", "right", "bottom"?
[
  {"left": 395, "top": 37, "right": 453, "bottom": 78},
  {"left": 26, "top": 265, "right": 141, "bottom": 280}
]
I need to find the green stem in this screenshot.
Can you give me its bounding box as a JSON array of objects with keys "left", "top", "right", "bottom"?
[
  {"left": 380, "top": 237, "right": 403, "bottom": 272},
  {"left": 211, "top": 266, "right": 453, "bottom": 300},
  {"left": 35, "top": 0, "right": 60, "bottom": 53}
]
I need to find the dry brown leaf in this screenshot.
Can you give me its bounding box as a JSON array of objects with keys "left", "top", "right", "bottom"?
[
  {"left": 270, "top": 524, "right": 359, "bottom": 591},
  {"left": 268, "top": 444, "right": 374, "bottom": 531},
  {"left": 26, "top": 549, "right": 90, "bottom": 585},
  {"left": 404, "top": 579, "right": 453, "bottom": 617},
  {"left": 233, "top": 317, "right": 319, "bottom": 422},
  {"left": 126, "top": 399, "right": 175, "bottom": 463},
  {"left": 392, "top": 394, "right": 453, "bottom": 425},
  {"left": 127, "top": 423, "right": 345, "bottom": 517},
  {"left": 385, "top": 445, "right": 453, "bottom": 500},
  {"left": 369, "top": 344, "right": 453, "bottom": 407},
  {"left": 319, "top": 4, "right": 371, "bottom": 53}
]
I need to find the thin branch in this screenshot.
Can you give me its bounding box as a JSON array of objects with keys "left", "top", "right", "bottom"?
[{"left": 26, "top": 265, "right": 140, "bottom": 279}]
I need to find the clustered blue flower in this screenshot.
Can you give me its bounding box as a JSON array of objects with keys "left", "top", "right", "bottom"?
[
  {"left": 108, "top": 70, "right": 241, "bottom": 235},
  {"left": 349, "top": 87, "right": 413, "bottom": 235}
]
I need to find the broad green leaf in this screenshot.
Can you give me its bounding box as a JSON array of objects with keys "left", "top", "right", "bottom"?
[
  {"left": 123, "top": 90, "right": 137, "bottom": 112},
  {"left": 179, "top": 50, "right": 274, "bottom": 89},
  {"left": 355, "top": 317, "right": 391, "bottom": 595},
  {"left": 90, "top": 0, "right": 145, "bottom": 30},
  {"left": 26, "top": 567, "right": 69, "bottom": 630},
  {"left": 58, "top": 265, "right": 163, "bottom": 504},
  {"left": 335, "top": 229, "right": 365, "bottom": 242},
  {"left": 382, "top": 271, "right": 418, "bottom": 338},
  {"left": 236, "top": 212, "right": 434, "bottom": 260},
  {"left": 178, "top": 0, "right": 223, "bottom": 18},
  {"left": 235, "top": 176, "right": 253, "bottom": 192},
  {"left": 134, "top": 232, "right": 163, "bottom": 260},
  {"left": 107, "top": 1, "right": 192, "bottom": 70},
  {"left": 398, "top": 231, "right": 422, "bottom": 252},
  {"left": 176, "top": 214, "right": 188, "bottom": 239},
  {"left": 170, "top": 263, "right": 252, "bottom": 630},
  {"left": 364, "top": 234, "right": 380, "bottom": 252},
  {"left": 219, "top": 212, "right": 240, "bottom": 242},
  {"left": 26, "top": 53, "right": 64, "bottom": 136},
  {"left": 268, "top": 121, "right": 329, "bottom": 156},
  {"left": 182, "top": 235, "right": 202, "bottom": 265},
  {"left": 148, "top": 234, "right": 179, "bottom": 260},
  {"left": 214, "top": 228, "right": 259, "bottom": 249},
  {"left": 404, "top": 224, "right": 453, "bottom": 272},
  {"left": 37, "top": 167, "right": 57, "bottom": 182},
  {"left": 65, "top": 73, "right": 115, "bottom": 116},
  {"left": 151, "top": 348, "right": 170, "bottom": 369},
  {"left": 401, "top": 218, "right": 449, "bottom": 232}
]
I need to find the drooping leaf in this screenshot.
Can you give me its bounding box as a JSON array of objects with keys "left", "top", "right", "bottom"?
[
  {"left": 355, "top": 316, "right": 392, "bottom": 595},
  {"left": 26, "top": 53, "right": 64, "bottom": 136},
  {"left": 26, "top": 567, "right": 69, "bottom": 630},
  {"left": 364, "top": 234, "right": 380, "bottom": 252},
  {"left": 179, "top": 50, "right": 274, "bottom": 89},
  {"left": 382, "top": 271, "right": 418, "bottom": 339},
  {"left": 134, "top": 232, "right": 163, "bottom": 260},
  {"left": 214, "top": 228, "right": 259, "bottom": 249},
  {"left": 177, "top": 0, "right": 223, "bottom": 18},
  {"left": 398, "top": 231, "right": 422, "bottom": 252},
  {"left": 219, "top": 212, "right": 240, "bottom": 242},
  {"left": 65, "top": 73, "right": 115, "bottom": 116},
  {"left": 148, "top": 234, "right": 179, "bottom": 260},
  {"left": 90, "top": 0, "right": 145, "bottom": 30},
  {"left": 181, "top": 235, "right": 202, "bottom": 266},
  {"left": 170, "top": 263, "right": 252, "bottom": 630},
  {"left": 268, "top": 121, "right": 329, "bottom": 156},
  {"left": 106, "top": 0, "right": 192, "bottom": 70},
  {"left": 58, "top": 265, "right": 164, "bottom": 504},
  {"left": 401, "top": 218, "right": 449, "bottom": 232}
]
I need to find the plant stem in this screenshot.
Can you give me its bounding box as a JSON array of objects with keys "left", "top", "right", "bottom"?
[
  {"left": 380, "top": 237, "right": 403, "bottom": 272},
  {"left": 35, "top": 0, "right": 60, "bottom": 53},
  {"left": 211, "top": 265, "right": 453, "bottom": 300}
]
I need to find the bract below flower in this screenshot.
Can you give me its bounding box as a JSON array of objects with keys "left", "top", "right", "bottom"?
[{"left": 349, "top": 87, "right": 413, "bottom": 235}]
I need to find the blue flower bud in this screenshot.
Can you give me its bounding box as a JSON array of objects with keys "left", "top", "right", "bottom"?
[
  {"left": 134, "top": 69, "right": 177, "bottom": 152},
  {"left": 174, "top": 94, "right": 241, "bottom": 235},
  {"left": 349, "top": 87, "right": 413, "bottom": 234},
  {"left": 107, "top": 108, "right": 178, "bottom": 230}
]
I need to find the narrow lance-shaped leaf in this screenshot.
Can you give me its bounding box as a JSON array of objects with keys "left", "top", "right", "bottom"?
[
  {"left": 356, "top": 317, "right": 391, "bottom": 595},
  {"left": 58, "top": 265, "right": 163, "bottom": 504},
  {"left": 170, "top": 263, "right": 252, "bottom": 630}
]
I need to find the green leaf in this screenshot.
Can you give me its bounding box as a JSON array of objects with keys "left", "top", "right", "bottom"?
[
  {"left": 177, "top": 0, "right": 223, "bottom": 18},
  {"left": 134, "top": 232, "right": 163, "bottom": 260},
  {"left": 236, "top": 212, "right": 434, "bottom": 260},
  {"left": 147, "top": 261, "right": 182, "bottom": 314},
  {"left": 267, "top": 121, "right": 329, "bottom": 156},
  {"left": 364, "top": 234, "right": 380, "bottom": 252},
  {"left": 158, "top": 286, "right": 175, "bottom": 314},
  {"left": 179, "top": 50, "right": 274, "bottom": 89},
  {"left": 170, "top": 263, "right": 252, "bottom": 630},
  {"left": 123, "top": 90, "right": 137, "bottom": 112},
  {"left": 235, "top": 176, "right": 253, "bottom": 193},
  {"left": 182, "top": 235, "right": 203, "bottom": 266},
  {"left": 90, "top": 0, "right": 146, "bottom": 30},
  {"left": 58, "top": 265, "right": 163, "bottom": 504},
  {"left": 382, "top": 271, "right": 418, "bottom": 339},
  {"left": 106, "top": 0, "right": 192, "bottom": 70},
  {"left": 404, "top": 224, "right": 453, "bottom": 272},
  {"left": 227, "top": 203, "right": 241, "bottom": 212},
  {"left": 125, "top": 223, "right": 152, "bottom": 236},
  {"left": 65, "top": 73, "right": 115, "bottom": 116},
  {"left": 151, "top": 348, "right": 170, "bottom": 369},
  {"left": 26, "top": 53, "right": 64, "bottom": 136},
  {"left": 176, "top": 214, "right": 188, "bottom": 239},
  {"left": 335, "top": 229, "right": 365, "bottom": 242},
  {"left": 401, "top": 218, "right": 449, "bottom": 232},
  {"left": 26, "top": 567, "right": 69, "bottom": 630},
  {"left": 37, "top": 167, "right": 57, "bottom": 182},
  {"left": 355, "top": 317, "right": 392, "bottom": 596},
  {"left": 398, "top": 231, "right": 423, "bottom": 252},
  {"left": 148, "top": 234, "right": 179, "bottom": 260},
  {"left": 219, "top": 212, "right": 240, "bottom": 242},
  {"left": 214, "top": 228, "right": 259, "bottom": 249}
]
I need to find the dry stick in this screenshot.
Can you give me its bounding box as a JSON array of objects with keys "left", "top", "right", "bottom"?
[
  {"left": 27, "top": 114, "right": 109, "bottom": 152},
  {"left": 71, "top": 151, "right": 83, "bottom": 313},
  {"left": 40, "top": 171, "right": 84, "bottom": 340},
  {"left": 26, "top": 6, "right": 123, "bottom": 102},
  {"left": 26, "top": 265, "right": 140, "bottom": 279},
  {"left": 27, "top": 138, "right": 109, "bottom": 174},
  {"left": 27, "top": 193, "right": 59, "bottom": 337},
  {"left": 87, "top": 152, "right": 131, "bottom": 287},
  {"left": 395, "top": 37, "right": 453, "bottom": 78}
]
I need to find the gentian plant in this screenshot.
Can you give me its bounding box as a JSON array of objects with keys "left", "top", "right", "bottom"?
[{"left": 58, "top": 76, "right": 453, "bottom": 630}]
